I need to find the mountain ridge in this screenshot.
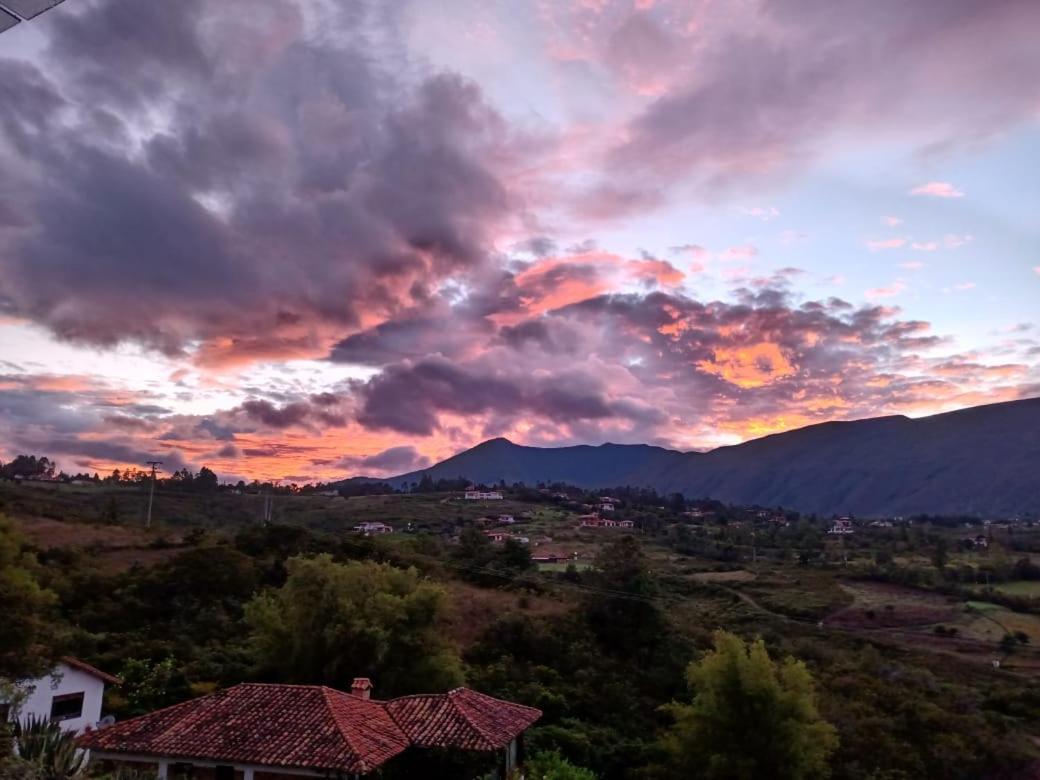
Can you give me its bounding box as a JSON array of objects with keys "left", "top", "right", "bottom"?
[{"left": 337, "top": 397, "right": 1040, "bottom": 517}]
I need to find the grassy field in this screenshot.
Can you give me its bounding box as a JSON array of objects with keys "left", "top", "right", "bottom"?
[{"left": 972, "top": 580, "right": 1040, "bottom": 597}]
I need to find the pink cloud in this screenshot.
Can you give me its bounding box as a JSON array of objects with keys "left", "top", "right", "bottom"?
[
  {"left": 742, "top": 206, "right": 780, "bottom": 221},
  {"left": 865, "top": 281, "right": 907, "bottom": 299},
  {"left": 900, "top": 261, "right": 925, "bottom": 270},
  {"left": 911, "top": 241, "right": 939, "bottom": 251},
  {"left": 866, "top": 238, "right": 907, "bottom": 251},
  {"left": 882, "top": 216, "right": 903, "bottom": 227},
  {"left": 910, "top": 181, "right": 964, "bottom": 198},
  {"left": 720, "top": 244, "right": 758, "bottom": 261}
]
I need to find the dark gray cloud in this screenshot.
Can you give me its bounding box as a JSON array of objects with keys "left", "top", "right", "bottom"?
[
  {"left": 337, "top": 445, "right": 431, "bottom": 475},
  {"left": 0, "top": 0, "right": 515, "bottom": 359}
]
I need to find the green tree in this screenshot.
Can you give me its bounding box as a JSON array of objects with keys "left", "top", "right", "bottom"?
[
  {"left": 0, "top": 516, "right": 58, "bottom": 680},
  {"left": 657, "top": 631, "right": 837, "bottom": 780},
  {"left": 525, "top": 750, "right": 598, "bottom": 780},
  {"left": 245, "top": 555, "right": 462, "bottom": 695}
]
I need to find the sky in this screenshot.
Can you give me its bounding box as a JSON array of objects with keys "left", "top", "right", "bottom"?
[{"left": 0, "top": 0, "right": 1038, "bottom": 483}]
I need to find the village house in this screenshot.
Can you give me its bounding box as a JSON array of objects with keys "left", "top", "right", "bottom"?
[
  {"left": 496, "top": 515, "right": 515, "bottom": 524},
  {"left": 354, "top": 522, "right": 393, "bottom": 535},
  {"left": 962, "top": 534, "right": 989, "bottom": 549},
  {"left": 3, "top": 657, "right": 119, "bottom": 735},
  {"left": 828, "top": 518, "right": 855, "bottom": 535},
  {"left": 483, "top": 531, "right": 529, "bottom": 544},
  {"left": 463, "top": 490, "right": 504, "bottom": 500},
  {"left": 79, "top": 678, "right": 540, "bottom": 779},
  {"left": 579, "top": 516, "right": 635, "bottom": 529}
]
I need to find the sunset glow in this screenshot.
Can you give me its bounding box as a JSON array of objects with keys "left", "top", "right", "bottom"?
[{"left": 0, "top": 0, "right": 1038, "bottom": 482}]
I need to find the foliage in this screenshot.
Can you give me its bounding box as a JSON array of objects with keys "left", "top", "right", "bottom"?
[
  {"left": 525, "top": 750, "right": 598, "bottom": 779},
  {"left": 245, "top": 554, "right": 463, "bottom": 695},
  {"left": 11, "top": 716, "right": 83, "bottom": 780},
  {"left": 656, "top": 631, "right": 838, "bottom": 780},
  {"left": 0, "top": 517, "right": 59, "bottom": 679}
]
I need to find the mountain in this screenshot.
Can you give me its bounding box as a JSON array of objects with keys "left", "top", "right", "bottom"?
[{"left": 341, "top": 397, "right": 1040, "bottom": 517}]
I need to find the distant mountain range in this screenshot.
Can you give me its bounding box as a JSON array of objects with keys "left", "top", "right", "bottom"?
[{"left": 339, "top": 397, "right": 1040, "bottom": 517}]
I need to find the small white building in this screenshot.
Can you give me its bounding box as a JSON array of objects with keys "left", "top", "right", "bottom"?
[
  {"left": 3, "top": 657, "right": 118, "bottom": 735},
  {"left": 828, "top": 518, "right": 855, "bottom": 535},
  {"left": 464, "top": 490, "right": 503, "bottom": 500},
  {"left": 354, "top": 522, "right": 393, "bottom": 535}
]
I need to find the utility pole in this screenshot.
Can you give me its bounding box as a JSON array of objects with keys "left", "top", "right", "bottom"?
[{"left": 145, "top": 461, "right": 163, "bottom": 529}]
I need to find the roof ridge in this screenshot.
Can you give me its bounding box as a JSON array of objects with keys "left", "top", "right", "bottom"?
[{"left": 446, "top": 689, "right": 498, "bottom": 748}]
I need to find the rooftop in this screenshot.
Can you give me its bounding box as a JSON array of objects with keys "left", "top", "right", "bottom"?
[{"left": 79, "top": 682, "right": 540, "bottom": 775}]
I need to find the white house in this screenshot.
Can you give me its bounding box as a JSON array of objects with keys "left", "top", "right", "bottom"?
[
  {"left": 828, "top": 518, "right": 855, "bottom": 535},
  {"left": 464, "top": 490, "right": 503, "bottom": 500},
  {"left": 4, "top": 657, "right": 118, "bottom": 735},
  {"left": 354, "top": 522, "right": 393, "bottom": 535}
]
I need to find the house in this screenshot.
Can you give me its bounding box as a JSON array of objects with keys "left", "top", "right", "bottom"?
[
  {"left": 463, "top": 490, "right": 503, "bottom": 500},
  {"left": 483, "top": 531, "right": 529, "bottom": 545},
  {"left": 3, "top": 657, "right": 119, "bottom": 735},
  {"left": 599, "top": 502, "right": 614, "bottom": 512},
  {"left": 496, "top": 515, "right": 516, "bottom": 525},
  {"left": 828, "top": 518, "right": 855, "bottom": 535},
  {"left": 354, "top": 522, "right": 393, "bottom": 535},
  {"left": 962, "top": 534, "right": 989, "bottom": 549},
  {"left": 79, "top": 678, "right": 540, "bottom": 779},
  {"left": 579, "top": 516, "right": 634, "bottom": 529}
]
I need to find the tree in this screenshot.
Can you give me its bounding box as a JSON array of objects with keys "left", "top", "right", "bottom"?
[
  {"left": 245, "top": 555, "right": 462, "bottom": 695},
  {"left": 194, "top": 466, "right": 219, "bottom": 492},
  {"left": 526, "top": 751, "right": 598, "bottom": 780},
  {"left": 657, "top": 631, "right": 837, "bottom": 780},
  {"left": 584, "top": 536, "right": 664, "bottom": 654},
  {"left": 0, "top": 516, "right": 58, "bottom": 680}
]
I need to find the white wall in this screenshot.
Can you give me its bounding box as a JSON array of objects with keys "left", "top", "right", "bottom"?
[{"left": 9, "top": 662, "right": 107, "bottom": 734}]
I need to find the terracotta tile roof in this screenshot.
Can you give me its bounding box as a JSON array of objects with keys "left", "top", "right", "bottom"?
[
  {"left": 78, "top": 683, "right": 410, "bottom": 775},
  {"left": 385, "top": 688, "right": 541, "bottom": 751},
  {"left": 61, "top": 656, "right": 120, "bottom": 685}
]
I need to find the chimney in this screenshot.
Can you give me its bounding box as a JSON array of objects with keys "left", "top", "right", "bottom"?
[{"left": 351, "top": 677, "right": 373, "bottom": 700}]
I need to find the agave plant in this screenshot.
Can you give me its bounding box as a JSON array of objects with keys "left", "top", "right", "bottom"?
[{"left": 12, "top": 715, "right": 85, "bottom": 780}]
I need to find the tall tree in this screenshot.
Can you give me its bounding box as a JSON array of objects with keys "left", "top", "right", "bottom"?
[
  {"left": 0, "top": 516, "right": 59, "bottom": 679},
  {"left": 657, "top": 631, "right": 838, "bottom": 780},
  {"left": 245, "top": 555, "right": 462, "bottom": 695}
]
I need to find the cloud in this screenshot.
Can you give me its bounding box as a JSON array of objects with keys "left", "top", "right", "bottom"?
[
  {"left": 337, "top": 445, "right": 431, "bottom": 476},
  {"left": 911, "top": 241, "right": 939, "bottom": 251},
  {"left": 866, "top": 238, "right": 907, "bottom": 251},
  {"left": 0, "top": 1, "right": 518, "bottom": 361},
  {"left": 910, "top": 181, "right": 964, "bottom": 198},
  {"left": 882, "top": 216, "right": 903, "bottom": 227},
  {"left": 865, "top": 281, "right": 907, "bottom": 299}
]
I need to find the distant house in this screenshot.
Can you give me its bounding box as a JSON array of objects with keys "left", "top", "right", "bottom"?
[
  {"left": 3, "top": 657, "right": 119, "bottom": 735},
  {"left": 496, "top": 515, "right": 516, "bottom": 525},
  {"left": 579, "top": 516, "right": 634, "bottom": 530},
  {"left": 317, "top": 490, "right": 340, "bottom": 497},
  {"left": 483, "top": 531, "right": 529, "bottom": 545},
  {"left": 962, "top": 534, "right": 989, "bottom": 549},
  {"left": 828, "top": 518, "right": 855, "bottom": 535},
  {"left": 599, "top": 502, "right": 615, "bottom": 512},
  {"left": 464, "top": 490, "right": 504, "bottom": 500},
  {"left": 79, "top": 679, "right": 540, "bottom": 779},
  {"left": 354, "top": 522, "right": 393, "bottom": 535},
  {"left": 869, "top": 520, "right": 894, "bottom": 528}
]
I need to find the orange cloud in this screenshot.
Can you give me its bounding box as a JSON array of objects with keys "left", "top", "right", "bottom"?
[{"left": 697, "top": 343, "right": 796, "bottom": 389}]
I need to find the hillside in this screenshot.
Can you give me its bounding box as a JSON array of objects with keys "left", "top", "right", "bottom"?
[{"left": 345, "top": 397, "right": 1040, "bottom": 517}]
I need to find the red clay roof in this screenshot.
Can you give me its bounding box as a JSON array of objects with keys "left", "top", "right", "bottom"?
[
  {"left": 61, "top": 656, "right": 120, "bottom": 685},
  {"left": 79, "top": 683, "right": 541, "bottom": 775},
  {"left": 385, "top": 688, "right": 541, "bottom": 751},
  {"left": 78, "top": 684, "right": 410, "bottom": 775}
]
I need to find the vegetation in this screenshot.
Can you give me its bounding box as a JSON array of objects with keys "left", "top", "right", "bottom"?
[
  {"left": 4, "top": 472, "right": 1040, "bottom": 779},
  {"left": 655, "top": 632, "right": 838, "bottom": 779},
  {"left": 245, "top": 555, "right": 463, "bottom": 695}
]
